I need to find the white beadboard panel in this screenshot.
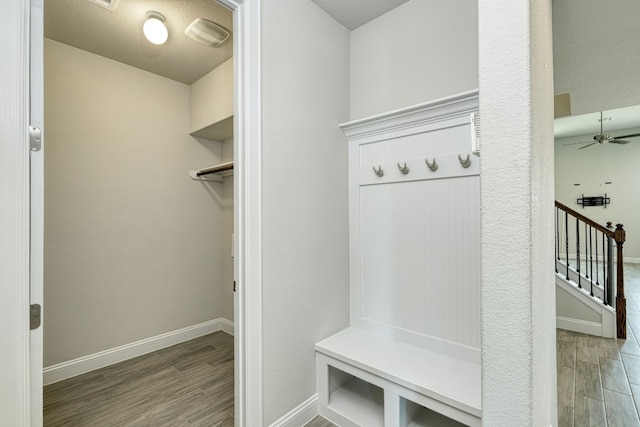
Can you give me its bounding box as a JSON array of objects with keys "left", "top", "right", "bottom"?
[
  {"left": 359, "top": 118, "right": 472, "bottom": 167},
  {"left": 357, "top": 175, "right": 481, "bottom": 349}
]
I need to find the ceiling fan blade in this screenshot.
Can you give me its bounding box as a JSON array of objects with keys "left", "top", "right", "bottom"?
[
  {"left": 610, "top": 140, "right": 630, "bottom": 144},
  {"left": 614, "top": 132, "right": 640, "bottom": 140},
  {"left": 562, "top": 141, "right": 592, "bottom": 146},
  {"left": 578, "top": 142, "right": 597, "bottom": 150}
]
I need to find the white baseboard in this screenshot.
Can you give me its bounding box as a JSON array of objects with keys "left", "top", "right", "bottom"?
[
  {"left": 220, "top": 317, "right": 235, "bottom": 335},
  {"left": 268, "top": 394, "right": 319, "bottom": 427},
  {"left": 44, "top": 318, "right": 234, "bottom": 386},
  {"left": 557, "top": 316, "right": 602, "bottom": 337}
]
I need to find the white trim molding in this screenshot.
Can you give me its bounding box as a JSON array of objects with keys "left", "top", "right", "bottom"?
[
  {"left": 43, "top": 318, "right": 234, "bottom": 386},
  {"left": 218, "top": 0, "right": 263, "bottom": 426},
  {"left": 0, "top": 0, "right": 32, "bottom": 425},
  {"left": 267, "top": 394, "right": 319, "bottom": 427},
  {"left": 557, "top": 317, "right": 604, "bottom": 337}
]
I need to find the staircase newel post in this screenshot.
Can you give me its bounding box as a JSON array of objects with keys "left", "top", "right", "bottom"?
[{"left": 615, "top": 223, "right": 626, "bottom": 339}]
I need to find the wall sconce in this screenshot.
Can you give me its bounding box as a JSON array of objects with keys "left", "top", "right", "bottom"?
[{"left": 143, "top": 11, "right": 168, "bottom": 45}]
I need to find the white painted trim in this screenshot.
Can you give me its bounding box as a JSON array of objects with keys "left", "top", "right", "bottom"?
[
  {"left": 0, "top": 0, "right": 32, "bottom": 425},
  {"left": 220, "top": 318, "right": 235, "bottom": 335},
  {"left": 267, "top": 394, "right": 319, "bottom": 427},
  {"left": 222, "top": 0, "right": 263, "bottom": 426},
  {"left": 43, "top": 318, "right": 233, "bottom": 386},
  {"left": 556, "top": 317, "right": 603, "bottom": 337}
]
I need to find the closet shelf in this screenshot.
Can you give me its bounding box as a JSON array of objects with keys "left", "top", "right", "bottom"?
[{"left": 189, "top": 161, "right": 234, "bottom": 182}]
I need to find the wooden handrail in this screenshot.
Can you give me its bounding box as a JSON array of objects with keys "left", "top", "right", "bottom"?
[
  {"left": 555, "top": 200, "right": 626, "bottom": 338},
  {"left": 555, "top": 201, "right": 614, "bottom": 237}
]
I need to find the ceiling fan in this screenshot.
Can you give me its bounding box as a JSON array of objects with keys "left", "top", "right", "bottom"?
[{"left": 563, "top": 111, "right": 640, "bottom": 150}]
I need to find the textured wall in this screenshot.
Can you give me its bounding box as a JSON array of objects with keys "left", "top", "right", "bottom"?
[
  {"left": 479, "top": 0, "right": 557, "bottom": 425},
  {"left": 44, "top": 39, "right": 228, "bottom": 366},
  {"left": 553, "top": 0, "right": 640, "bottom": 115},
  {"left": 349, "top": 0, "right": 478, "bottom": 120},
  {"left": 260, "top": 0, "right": 351, "bottom": 424}
]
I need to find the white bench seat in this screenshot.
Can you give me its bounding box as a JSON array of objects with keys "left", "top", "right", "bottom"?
[{"left": 315, "top": 327, "right": 481, "bottom": 427}]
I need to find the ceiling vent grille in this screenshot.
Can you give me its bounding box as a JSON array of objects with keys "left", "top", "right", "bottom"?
[
  {"left": 185, "top": 19, "right": 230, "bottom": 47},
  {"left": 87, "top": 0, "right": 120, "bottom": 11}
]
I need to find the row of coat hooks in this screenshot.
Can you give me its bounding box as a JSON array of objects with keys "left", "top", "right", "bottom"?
[{"left": 372, "top": 154, "right": 472, "bottom": 177}]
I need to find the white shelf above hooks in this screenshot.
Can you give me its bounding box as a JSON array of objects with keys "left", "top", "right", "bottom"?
[{"left": 189, "top": 161, "right": 234, "bottom": 182}]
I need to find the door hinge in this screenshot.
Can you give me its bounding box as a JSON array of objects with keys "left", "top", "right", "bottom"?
[
  {"left": 29, "top": 125, "right": 42, "bottom": 152},
  {"left": 233, "top": 281, "right": 236, "bottom": 292},
  {"left": 30, "top": 304, "right": 42, "bottom": 330}
]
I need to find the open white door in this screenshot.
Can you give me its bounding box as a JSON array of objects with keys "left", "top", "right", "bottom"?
[{"left": 29, "top": 0, "right": 45, "bottom": 425}]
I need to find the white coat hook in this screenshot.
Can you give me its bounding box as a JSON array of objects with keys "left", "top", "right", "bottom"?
[
  {"left": 373, "top": 165, "right": 384, "bottom": 177},
  {"left": 458, "top": 154, "right": 471, "bottom": 168},
  {"left": 397, "top": 162, "right": 410, "bottom": 175},
  {"left": 425, "top": 158, "right": 438, "bottom": 172}
]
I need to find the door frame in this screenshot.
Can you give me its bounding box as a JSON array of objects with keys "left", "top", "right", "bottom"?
[
  {"left": 0, "top": 0, "right": 263, "bottom": 425},
  {"left": 0, "top": 0, "right": 32, "bottom": 425},
  {"left": 217, "top": 0, "right": 264, "bottom": 425}
]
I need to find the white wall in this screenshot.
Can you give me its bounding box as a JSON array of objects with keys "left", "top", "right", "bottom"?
[
  {"left": 260, "top": 0, "right": 351, "bottom": 424},
  {"left": 44, "top": 39, "right": 229, "bottom": 366},
  {"left": 555, "top": 127, "right": 640, "bottom": 259},
  {"left": 553, "top": 0, "right": 640, "bottom": 115},
  {"left": 349, "top": 0, "right": 478, "bottom": 120},
  {"left": 189, "top": 58, "right": 233, "bottom": 134},
  {"left": 479, "top": 0, "right": 557, "bottom": 425}
]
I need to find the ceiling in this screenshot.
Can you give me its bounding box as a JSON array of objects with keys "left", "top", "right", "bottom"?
[
  {"left": 310, "top": 0, "right": 409, "bottom": 30},
  {"left": 44, "top": 0, "right": 233, "bottom": 85},
  {"left": 554, "top": 104, "right": 640, "bottom": 139}
]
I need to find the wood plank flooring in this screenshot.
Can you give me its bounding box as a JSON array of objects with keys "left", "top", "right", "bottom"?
[
  {"left": 44, "top": 331, "right": 234, "bottom": 426},
  {"left": 43, "top": 265, "right": 640, "bottom": 426},
  {"left": 558, "top": 263, "right": 640, "bottom": 427}
]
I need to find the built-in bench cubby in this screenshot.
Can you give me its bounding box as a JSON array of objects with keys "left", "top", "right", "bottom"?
[{"left": 316, "top": 91, "right": 481, "bottom": 426}]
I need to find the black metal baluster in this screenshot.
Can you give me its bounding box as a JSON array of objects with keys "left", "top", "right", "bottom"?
[
  {"left": 607, "top": 235, "right": 614, "bottom": 305},
  {"left": 566, "top": 211, "right": 570, "bottom": 280},
  {"left": 589, "top": 225, "right": 594, "bottom": 297},
  {"left": 576, "top": 218, "right": 581, "bottom": 288},
  {"left": 602, "top": 232, "right": 606, "bottom": 303},
  {"left": 595, "top": 231, "right": 599, "bottom": 287},
  {"left": 585, "top": 223, "right": 589, "bottom": 279},
  {"left": 555, "top": 208, "right": 559, "bottom": 273}
]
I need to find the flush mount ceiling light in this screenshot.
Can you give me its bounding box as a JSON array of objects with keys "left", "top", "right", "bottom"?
[
  {"left": 143, "top": 12, "right": 168, "bottom": 45},
  {"left": 185, "top": 18, "right": 230, "bottom": 47}
]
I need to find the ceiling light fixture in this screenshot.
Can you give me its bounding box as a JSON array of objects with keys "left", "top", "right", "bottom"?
[
  {"left": 143, "top": 12, "right": 168, "bottom": 45},
  {"left": 185, "top": 18, "right": 230, "bottom": 47}
]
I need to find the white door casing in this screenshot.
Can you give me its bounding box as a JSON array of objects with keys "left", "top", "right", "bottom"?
[
  {"left": 0, "top": 0, "right": 263, "bottom": 425},
  {"left": 0, "top": 0, "right": 32, "bottom": 425},
  {"left": 30, "top": 0, "right": 45, "bottom": 425},
  {"left": 215, "top": 0, "right": 264, "bottom": 425}
]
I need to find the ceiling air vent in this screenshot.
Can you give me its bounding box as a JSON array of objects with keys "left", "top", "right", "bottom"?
[
  {"left": 87, "top": 0, "right": 120, "bottom": 11},
  {"left": 185, "top": 19, "right": 230, "bottom": 47}
]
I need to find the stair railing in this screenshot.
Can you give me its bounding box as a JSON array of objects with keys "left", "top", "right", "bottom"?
[{"left": 554, "top": 200, "right": 627, "bottom": 339}]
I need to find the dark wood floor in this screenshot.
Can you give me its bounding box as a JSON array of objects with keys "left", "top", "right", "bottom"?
[{"left": 44, "top": 331, "right": 234, "bottom": 426}]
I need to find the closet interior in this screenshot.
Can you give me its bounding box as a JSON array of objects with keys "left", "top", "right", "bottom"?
[{"left": 42, "top": 0, "right": 235, "bottom": 397}]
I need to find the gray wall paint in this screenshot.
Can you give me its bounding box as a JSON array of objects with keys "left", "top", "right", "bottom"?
[
  {"left": 261, "top": 0, "right": 351, "bottom": 424},
  {"left": 553, "top": 0, "right": 640, "bottom": 115},
  {"left": 349, "top": 0, "right": 478, "bottom": 120},
  {"left": 44, "top": 39, "right": 231, "bottom": 366}
]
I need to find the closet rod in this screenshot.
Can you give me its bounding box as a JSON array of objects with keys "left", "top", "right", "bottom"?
[{"left": 195, "top": 161, "right": 234, "bottom": 176}]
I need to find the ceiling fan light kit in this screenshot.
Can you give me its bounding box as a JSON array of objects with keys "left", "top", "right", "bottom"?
[{"left": 563, "top": 111, "right": 640, "bottom": 150}]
